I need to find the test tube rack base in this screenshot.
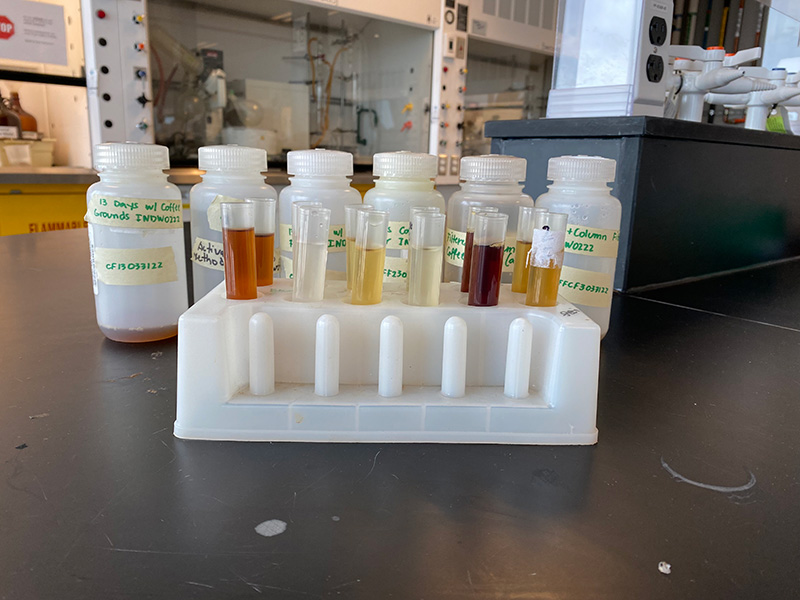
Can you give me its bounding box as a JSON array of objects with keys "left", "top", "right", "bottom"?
[{"left": 175, "top": 280, "right": 601, "bottom": 445}]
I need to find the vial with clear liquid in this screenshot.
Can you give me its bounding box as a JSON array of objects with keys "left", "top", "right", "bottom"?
[{"left": 408, "top": 211, "right": 445, "bottom": 306}]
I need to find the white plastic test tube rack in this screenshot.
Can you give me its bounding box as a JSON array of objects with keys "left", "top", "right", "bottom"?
[{"left": 175, "top": 280, "right": 601, "bottom": 444}]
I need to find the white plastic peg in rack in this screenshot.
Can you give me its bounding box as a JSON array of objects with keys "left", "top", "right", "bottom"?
[{"left": 175, "top": 281, "right": 601, "bottom": 445}]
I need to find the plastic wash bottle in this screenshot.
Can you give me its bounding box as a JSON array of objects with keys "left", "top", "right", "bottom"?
[
  {"left": 363, "top": 151, "right": 445, "bottom": 282},
  {"left": 535, "top": 155, "right": 621, "bottom": 337},
  {"left": 278, "top": 149, "right": 360, "bottom": 279},
  {"left": 444, "top": 154, "right": 533, "bottom": 284},
  {"left": 85, "top": 142, "right": 187, "bottom": 342},
  {"left": 189, "top": 145, "right": 276, "bottom": 301}
]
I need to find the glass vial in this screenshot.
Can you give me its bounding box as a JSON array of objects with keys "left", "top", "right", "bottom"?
[
  {"left": 344, "top": 203, "right": 373, "bottom": 290},
  {"left": 468, "top": 212, "right": 508, "bottom": 307},
  {"left": 352, "top": 210, "right": 389, "bottom": 305},
  {"left": 408, "top": 211, "right": 445, "bottom": 306},
  {"left": 525, "top": 212, "right": 568, "bottom": 307},
  {"left": 292, "top": 205, "right": 331, "bottom": 302},
  {"left": 222, "top": 202, "right": 257, "bottom": 300},
  {"left": 461, "top": 206, "right": 499, "bottom": 292},
  {"left": 511, "top": 206, "right": 548, "bottom": 293},
  {"left": 246, "top": 197, "right": 276, "bottom": 287}
]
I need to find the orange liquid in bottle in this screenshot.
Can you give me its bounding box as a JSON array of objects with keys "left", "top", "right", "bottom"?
[
  {"left": 223, "top": 227, "right": 257, "bottom": 300},
  {"left": 255, "top": 233, "right": 274, "bottom": 287}
]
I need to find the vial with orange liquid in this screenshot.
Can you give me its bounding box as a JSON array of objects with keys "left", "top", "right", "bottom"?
[
  {"left": 221, "top": 202, "right": 257, "bottom": 300},
  {"left": 511, "top": 206, "right": 548, "bottom": 293},
  {"left": 525, "top": 211, "right": 568, "bottom": 307},
  {"left": 245, "top": 197, "right": 276, "bottom": 287}
]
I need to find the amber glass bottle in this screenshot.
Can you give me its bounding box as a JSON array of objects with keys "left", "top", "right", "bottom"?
[
  {"left": 0, "top": 94, "right": 22, "bottom": 139},
  {"left": 8, "top": 93, "right": 37, "bottom": 139}
]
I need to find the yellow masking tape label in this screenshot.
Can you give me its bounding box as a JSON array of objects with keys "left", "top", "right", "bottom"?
[
  {"left": 386, "top": 221, "right": 410, "bottom": 250},
  {"left": 86, "top": 193, "right": 182, "bottom": 229},
  {"left": 207, "top": 195, "right": 242, "bottom": 232},
  {"left": 559, "top": 266, "right": 613, "bottom": 308},
  {"left": 278, "top": 223, "right": 346, "bottom": 253},
  {"left": 93, "top": 246, "right": 178, "bottom": 286},
  {"left": 444, "top": 228, "right": 466, "bottom": 266},
  {"left": 384, "top": 256, "right": 409, "bottom": 281},
  {"left": 564, "top": 225, "right": 620, "bottom": 258},
  {"left": 191, "top": 236, "right": 225, "bottom": 271},
  {"left": 281, "top": 255, "right": 293, "bottom": 279}
]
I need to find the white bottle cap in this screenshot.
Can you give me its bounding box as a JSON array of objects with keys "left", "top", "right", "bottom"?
[
  {"left": 459, "top": 154, "right": 526, "bottom": 182},
  {"left": 198, "top": 145, "right": 267, "bottom": 173},
  {"left": 287, "top": 149, "right": 353, "bottom": 176},
  {"left": 94, "top": 142, "right": 169, "bottom": 172},
  {"left": 547, "top": 155, "right": 616, "bottom": 183},
  {"left": 373, "top": 151, "right": 437, "bottom": 179}
]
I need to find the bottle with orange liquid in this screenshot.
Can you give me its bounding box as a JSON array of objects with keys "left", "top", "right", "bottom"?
[
  {"left": 525, "top": 211, "right": 568, "bottom": 307},
  {"left": 8, "top": 92, "right": 38, "bottom": 139},
  {"left": 221, "top": 202, "right": 257, "bottom": 300}
]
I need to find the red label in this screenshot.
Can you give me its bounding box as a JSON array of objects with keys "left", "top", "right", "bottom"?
[{"left": 0, "top": 16, "right": 14, "bottom": 39}]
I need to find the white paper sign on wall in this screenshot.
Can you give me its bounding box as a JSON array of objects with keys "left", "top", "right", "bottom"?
[{"left": 0, "top": 0, "right": 67, "bottom": 66}]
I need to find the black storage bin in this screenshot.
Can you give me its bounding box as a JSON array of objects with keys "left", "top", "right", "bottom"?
[{"left": 486, "top": 116, "right": 800, "bottom": 291}]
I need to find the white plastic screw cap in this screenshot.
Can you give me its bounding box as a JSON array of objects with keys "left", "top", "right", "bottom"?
[
  {"left": 547, "top": 155, "right": 616, "bottom": 183},
  {"left": 198, "top": 145, "right": 267, "bottom": 172},
  {"left": 94, "top": 142, "right": 169, "bottom": 171},
  {"left": 288, "top": 149, "right": 353, "bottom": 176},
  {"left": 373, "top": 151, "right": 437, "bottom": 179},
  {"left": 459, "top": 154, "right": 527, "bottom": 182}
]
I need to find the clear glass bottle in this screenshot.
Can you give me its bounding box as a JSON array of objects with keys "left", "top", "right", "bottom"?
[
  {"left": 189, "top": 145, "right": 276, "bottom": 301},
  {"left": 535, "top": 155, "right": 620, "bottom": 337},
  {"left": 86, "top": 143, "right": 187, "bottom": 342},
  {"left": 363, "top": 151, "right": 445, "bottom": 283},
  {"left": 444, "top": 155, "right": 533, "bottom": 284},
  {"left": 279, "top": 149, "right": 360, "bottom": 279}
]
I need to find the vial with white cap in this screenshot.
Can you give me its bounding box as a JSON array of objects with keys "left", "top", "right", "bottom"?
[
  {"left": 85, "top": 143, "right": 187, "bottom": 342},
  {"left": 278, "top": 149, "right": 361, "bottom": 279},
  {"left": 535, "top": 155, "right": 620, "bottom": 337},
  {"left": 189, "top": 145, "right": 277, "bottom": 301},
  {"left": 444, "top": 154, "right": 533, "bottom": 284},
  {"left": 363, "top": 151, "right": 445, "bottom": 282}
]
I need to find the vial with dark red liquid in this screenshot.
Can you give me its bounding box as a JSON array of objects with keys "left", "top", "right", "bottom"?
[
  {"left": 468, "top": 212, "right": 508, "bottom": 307},
  {"left": 460, "top": 205, "right": 498, "bottom": 292}
]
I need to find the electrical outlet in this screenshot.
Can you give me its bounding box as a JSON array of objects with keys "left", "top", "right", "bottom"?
[
  {"left": 646, "top": 54, "right": 664, "bottom": 83},
  {"left": 649, "top": 16, "right": 667, "bottom": 46}
]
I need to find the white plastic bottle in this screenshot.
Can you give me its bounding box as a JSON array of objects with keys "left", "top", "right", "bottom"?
[
  {"left": 189, "top": 145, "right": 276, "bottom": 300},
  {"left": 278, "top": 149, "right": 360, "bottom": 278},
  {"left": 444, "top": 154, "right": 533, "bottom": 284},
  {"left": 535, "top": 155, "right": 621, "bottom": 337},
  {"left": 85, "top": 143, "right": 187, "bottom": 342},
  {"left": 363, "top": 151, "right": 445, "bottom": 282}
]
